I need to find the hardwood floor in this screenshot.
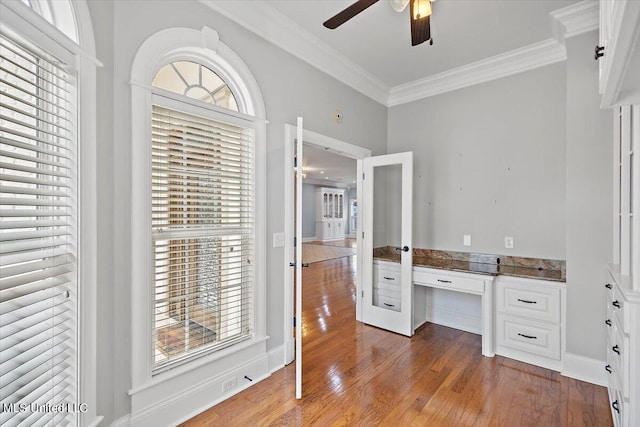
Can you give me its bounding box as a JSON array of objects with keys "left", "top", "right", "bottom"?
[{"left": 181, "top": 256, "right": 612, "bottom": 427}]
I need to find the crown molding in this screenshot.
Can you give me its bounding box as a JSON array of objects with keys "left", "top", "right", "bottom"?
[
  {"left": 199, "top": 0, "right": 390, "bottom": 105},
  {"left": 387, "top": 38, "right": 567, "bottom": 106},
  {"left": 200, "top": 1, "right": 593, "bottom": 107},
  {"left": 550, "top": 0, "right": 599, "bottom": 39}
]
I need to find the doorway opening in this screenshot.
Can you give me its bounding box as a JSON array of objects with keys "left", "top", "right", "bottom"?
[{"left": 283, "top": 124, "right": 371, "bottom": 367}]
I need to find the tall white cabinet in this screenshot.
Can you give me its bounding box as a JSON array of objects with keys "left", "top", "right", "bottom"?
[
  {"left": 605, "top": 105, "right": 640, "bottom": 427},
  {"left": 598, "top": 2, "right": 640, "bottom": 424},
  {"left": 315, "top": 187, "right": 345, "bottom": 241}
]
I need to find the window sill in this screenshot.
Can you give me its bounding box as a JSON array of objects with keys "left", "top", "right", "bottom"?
[{"left": 128, "top": 334, "right": 269, "bottom": 397}]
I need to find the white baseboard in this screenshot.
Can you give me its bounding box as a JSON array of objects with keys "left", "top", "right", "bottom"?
[
  {"left": 129, "top": 355, "right": 269, "bottom": 427},
  {"left": 561, "top": 352, "right": 607, "bottom": 386},
  {"left": 268, "top": 344, "right": 285, "bottom": 373},
  {"left": 302, "top": 236, "right": 316, "bottom": 242},
  {"left": 109, "top": 415, "right": 130, "bottom": 427}
]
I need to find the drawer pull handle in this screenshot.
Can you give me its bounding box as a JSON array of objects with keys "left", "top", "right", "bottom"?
[
  {"left": 517, "top": 298, "right": 537, "bottom": 304},
  {"left": 605, "top": 319, "right": 612, "bottom": 327},
  {"left": 383, "top": 277, "right": 395, "bottom": 281},
  {"left": 383, "top": 303, "right": 395, "bottom": 308},
  {"left": 437, "top": 279, "right": 452, "bottom": 283},
  {"left": 605, "top": 364, "right": 612, "bottom": 373},
  {"left": 517, "top": 333, "right": 537, "bottom": 340},
  {"left": 612, "top": 400, "right": 620, "bottom": 413},
  {"left": 612, "top": 300, "right": 621, "bottom": 309},
  {"left": 612, "top": 345, "right": 620, "bottom": 355},
  {"left": 605, "top": 283, "right": 612, "bottom": 289}
]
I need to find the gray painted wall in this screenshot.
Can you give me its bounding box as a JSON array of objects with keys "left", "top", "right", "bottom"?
[
  {"left": 302, "top": 183, "right": 317, "bottom": 239},
  {"left": 88, "top": 0, "right": 387, "bottom": 423},
  {"left": 565, "top": 31, "right": 612, "bottom": 360},
  {"left": 387, "top": 63, "right": 567, "bottom": 259}
]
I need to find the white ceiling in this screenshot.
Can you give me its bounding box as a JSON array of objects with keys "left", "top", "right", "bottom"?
[
  {"left": 202, "top": 0, "right": 597, "bottom": 183},
  {"left": 266, "top": 0, "right": 577, "bottom": 87},
  {"left": 302, "top": 145, "right": 357, "bottom": 187}
]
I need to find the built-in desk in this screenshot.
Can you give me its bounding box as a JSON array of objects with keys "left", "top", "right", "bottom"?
[{"left": 373, "top": 248, "right": 566, "bottom": 369}]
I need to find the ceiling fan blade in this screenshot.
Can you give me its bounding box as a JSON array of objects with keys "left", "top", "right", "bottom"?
[
  {"left": 409, "top": 1, "right": 431, "bottom": 46},
  {"left": 323, "top": 0, "right": 380, "bottom": 29}
]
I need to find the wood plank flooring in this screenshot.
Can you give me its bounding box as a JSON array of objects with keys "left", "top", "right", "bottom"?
[{"left": 181, "top": 256, "right": 612, "bottom": 427}]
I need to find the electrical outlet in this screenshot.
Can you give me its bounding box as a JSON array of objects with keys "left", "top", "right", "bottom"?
[
  {"left": 222, "top": 377, "right": 236, "bottom": 393},
  {"left": 463, "top": 235, "right": 471, "bottom": 246},
  {"left": 504, "top": 236, "right": 514, "bottom": 249}
]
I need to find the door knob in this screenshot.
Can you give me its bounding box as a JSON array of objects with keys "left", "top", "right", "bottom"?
[{"left": 395, "top": 246, "right": 409, "bottom": 252}]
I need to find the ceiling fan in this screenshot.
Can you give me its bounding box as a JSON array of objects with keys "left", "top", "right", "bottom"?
[{"left": 323, "top": 0, "right": 435, "bottom": 46}]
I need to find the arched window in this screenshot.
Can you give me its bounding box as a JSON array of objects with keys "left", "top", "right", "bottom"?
[
  {"left": 0, "top": 0, "right": 99, "bottom": 426},
  {"left": 153, "top": 61, "right": 239, "bottom": 111},
  {"left": 130, "top": 26, "right": 267, "bottom": 409}
]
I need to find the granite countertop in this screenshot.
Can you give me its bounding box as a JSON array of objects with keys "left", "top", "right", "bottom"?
[{"left": 373, "top": 248, "right": 566, "bottom": 282}]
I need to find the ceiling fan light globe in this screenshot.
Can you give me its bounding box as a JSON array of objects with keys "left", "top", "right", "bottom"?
[
  {"left": 412, "top": 0, "right": 432, "bottom": 20},
  {"left": 390, "top": 0, "right": 409, "bottom": 12}
]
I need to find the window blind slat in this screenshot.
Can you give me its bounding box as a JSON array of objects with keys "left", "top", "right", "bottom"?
[
  {"left": 0, "top": 113, "right": 72, "bottom": 141},
  {"left": 1, "top": 101, "right": 71, "bottom": 129},
  {"left": 0, "top": 77, "right": 72, "bottom": 113},
  {"left": 0, "top": 173, "right": 70, "bottom": 188},
  {"left": 0, "top": 53, "right": 71, "bottom": 95},
  {"left": 0, "top": 246, "right": 69, "bottom": 268},
  {"left": 0, "top": 264, "right": 72, "bottom": 293},
  {"left": 1, "top": 254, "right": 70, "bottom": 281},
  {"left": 0, "top": 148, "right": 71, "bottom": 169},
  {"left": 0, "top": 236, "right": 70, "bottom": 255},
  {"left": 0, "top": 89, "right": 72, "bottom": 118},
  {"left": 0, "top": 125, "right": 72, "bottom": 149}
]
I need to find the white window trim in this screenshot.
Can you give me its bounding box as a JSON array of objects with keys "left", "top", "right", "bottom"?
[
  {"left": 0, "top": 1, "right": 101, "bottom": 426},
  {"left": 129, "top": 25, "right": 267, "bottom": 410}
]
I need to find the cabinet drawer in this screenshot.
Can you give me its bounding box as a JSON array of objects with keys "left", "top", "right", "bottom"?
[
  {"left": 608, "top": 323, "right": 630, "bottom": 399},
  {"left": 413, "top": 270, "right": 484, "bottom": 294},
  {"left": 374, "top": 287, "right": 400, "bottom": 300},
  {"left": 496, "top": 314, "right": 561, "bottom": 360},
  {"left": 611, "top": 284, "right": 627, "bottom": 333},
  {"left": 374, "top": 268, "right": 401, "bottom": 286},
  {"left": 373, "top": 293, "right": 400, "bottom": 312},
  {"left": 610, "top": 389, "right": 624, "bottom": 427},
  {"left": 497, "top": 282, "right": 561, "bottom": 323}
]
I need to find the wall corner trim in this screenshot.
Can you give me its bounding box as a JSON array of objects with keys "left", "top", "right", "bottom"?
[{"left": 561, "top": 352, "right": 608, "bottom": 387}]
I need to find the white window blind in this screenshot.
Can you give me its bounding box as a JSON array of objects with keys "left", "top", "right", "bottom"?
[
  {"left": 0, "top": 31, "right": 77, "bottom": 426},
  {"left": 151, "top": 104, "right": 254, "bottom": 372}
]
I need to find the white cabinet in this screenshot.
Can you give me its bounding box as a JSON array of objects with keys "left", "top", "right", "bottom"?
[
  {"left": 495, "top": 276, "right": 566, "bottom": 371},
  {"left": 604, "top": 271, "right": 640, "bottom": 427},
  {"left": 315, "top": 187, "right": 345, "bottom": 241},
  {"left": 597, "top": 0, "right": 640, "bottom": 107},
  {"left": 373, "top": 263, "right": 401, "bottom": 312}
]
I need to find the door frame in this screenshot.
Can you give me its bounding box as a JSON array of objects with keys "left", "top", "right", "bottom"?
[{"left": 283, "top": 124, "right": 371, "bottom": 365}]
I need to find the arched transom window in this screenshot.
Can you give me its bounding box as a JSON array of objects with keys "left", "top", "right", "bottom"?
[{"left": 152, "top": 60, "right": 239, "bottom": 111}]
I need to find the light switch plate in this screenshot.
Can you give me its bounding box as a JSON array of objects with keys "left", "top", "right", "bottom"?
[
  {"left": 273, "top": 232, "right": 285, "bottom": 248},
  {"left": 463, "top": 235, "right": 471, "bottom": 246},
  {"left": 504, "top": 236, "right": 514, "bottom": 249}
]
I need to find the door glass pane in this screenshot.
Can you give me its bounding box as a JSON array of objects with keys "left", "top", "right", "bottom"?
[{"left": 371, "top": 164, "right": 403, "bottom": 311}]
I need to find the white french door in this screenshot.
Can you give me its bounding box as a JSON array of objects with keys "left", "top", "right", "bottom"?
[{"left": 361, "top": 152, "right": 414, "bottom": 336}]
